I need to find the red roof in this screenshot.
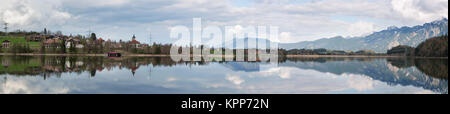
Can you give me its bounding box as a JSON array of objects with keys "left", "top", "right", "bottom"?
[
  {"left": 108, "top": 52, "right": 120, "bottom": 54},
  {"left": 43, "top": 39, "right": 60, "bottom": 44},
  {"left": 130, "top": 40, "right": 140, "bottom": 44},
  {"left": 97, "top": 38, "right": 105, "bottom": 42}
]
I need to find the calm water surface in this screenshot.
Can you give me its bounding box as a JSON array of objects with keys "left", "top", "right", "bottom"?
[{"left": 0, "top": 56, "right": 447, "bottom": 94}]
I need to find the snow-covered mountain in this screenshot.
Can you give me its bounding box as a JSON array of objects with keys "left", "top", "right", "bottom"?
[{"left": 280, "top": 18, "right": 449, "bottom": 53}]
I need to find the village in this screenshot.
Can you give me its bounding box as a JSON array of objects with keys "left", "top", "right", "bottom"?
[{"left": 0, "top": 28, "right": 172, "bottom": 55}]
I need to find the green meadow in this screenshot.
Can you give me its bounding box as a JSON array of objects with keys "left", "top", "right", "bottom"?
[{"left": 0, "top": 36, "right": 42, "bottom": 52}]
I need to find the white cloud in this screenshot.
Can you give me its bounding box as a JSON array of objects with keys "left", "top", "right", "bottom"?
[
  {"left": 226, "top": 74, "right": 245, "bottom": 85},
  {"left": 62, "top": 0, "right": 131, "bottom": 7},
  {"left": 0, "top": 0, "right": 447, "bottom": 43},
  {"left": 347, "top": 21, "right": 376, "bottom": 37},
  {"left": 166, "top": 77, "right": 178, "bottom": 82},
  {"left": 0, "top": 77, "right": 70, "bottom": 94},
  {"left": 0, "top": 0, "right": 72, "bottom": 29},
  {"left": 279, "top": 32, "right": 294, "bottom": 43},
  {"left": 342, "top": 73, "right": 375, "bottom": 91},
  {"left": 391, "top": 0, "right": 448, "bottom": 23}
]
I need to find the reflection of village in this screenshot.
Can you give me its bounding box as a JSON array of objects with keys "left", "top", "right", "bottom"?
[
  {"left": 0, "top": 56, "right": 211, "bottom": 79},
  {"left": 1, "top": 56, "right": 447, "bottom": 79}
]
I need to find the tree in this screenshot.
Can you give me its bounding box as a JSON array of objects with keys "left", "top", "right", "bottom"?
[
  {"left": 56, "top": 31, "right": 63, "bottom": 36},
  {"left": 90, "top": 33, "right": 97, "bottom": 41},
  {"left": 387, "top": 45, "right": 415, "bottom": 56},
  {"left": 60, "top": 38, "right": 66, "bottom": 53},
  {"left": 51, "top": 43, "right": 56, "bottom": 53},
  {"left": 415, "top": 35, "right": 448, "bottom": 57},
  {"left": 25, "top": 44, "right": 31, "bottom": 53},
  {"left": 146, "top": 46, "right": 151, "bottom": 54},
  {"left": 132, "top": 46, "right": 138, "bottom": 53},
  {"left": 9, "top": 43, "right": 33, "bottom": 54},
  {"left": 153, "top": 43, "right": 161, "bottom": 54},
  {"left": 98, "top": 41, "right": 104, "bottom": 53},
  {"left": 69, "top": 42, "right": 77, "bottom": 53},
  {"left": 41, "top": 44, "right": 46, "bottom": 53}
]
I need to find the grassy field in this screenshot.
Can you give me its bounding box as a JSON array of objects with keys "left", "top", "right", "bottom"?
[{"left": 0, "top": 36, "right": 42, "bottom": 51}]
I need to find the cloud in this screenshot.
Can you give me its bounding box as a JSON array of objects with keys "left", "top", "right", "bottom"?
[
  {"left": 226, "top": 74, "right": 245, "bottom": 85},
  {"left": 62, "top": 0, "right": 131, "bottom": 8},
  {"left": 279, "top": 32, "right": 294, "bottom": 43},
  {"left": 342, "top": 73, "right": 375, "bottom": 91},
  {"left": 166, "top": 77, "right": 178, "bottom": 82},
  {"left": 0, "top": 77, "right": 70, "bottom": 94},
  {"left": 391, "top": 0, "right": 448, "bottom": 23},
  {"left": 0, "top": 0, "right": 72, "bottom": 29},
  {"left": 0, "top": 0, "right": 447, "bottom": 43},
  {"left": 347, "top": 21, "right": 376, "bottom": 37}
]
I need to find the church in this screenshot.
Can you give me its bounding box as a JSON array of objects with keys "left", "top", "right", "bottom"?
[{"left": 130, "top": 34, "right": 141, "bottom": 48}]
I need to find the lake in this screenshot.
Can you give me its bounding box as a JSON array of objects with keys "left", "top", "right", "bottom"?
[{"left": 0, "top": 56, "right": 447, "bottom": 94}]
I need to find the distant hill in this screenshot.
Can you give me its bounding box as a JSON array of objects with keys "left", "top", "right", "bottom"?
[
  {"left": 415, "top": 35, "right": 448, "bottom": 57},
  {"left": 280, "top": 18, "right": 449, "bottom": 53}
]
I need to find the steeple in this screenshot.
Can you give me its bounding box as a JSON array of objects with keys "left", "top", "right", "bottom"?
[{"left": 132, "top": 34, "right": 136, "bottom": 40}]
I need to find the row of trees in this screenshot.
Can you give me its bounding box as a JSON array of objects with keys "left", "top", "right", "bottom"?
[
  {"left": 387, "top": 35, "right": 448, "bottom": 57},
  {"left": 415, "top": 35, "right": 448, "bottom": 57},
  {"left": 2, "top": 43, "right": 34, "bottom": 54}
]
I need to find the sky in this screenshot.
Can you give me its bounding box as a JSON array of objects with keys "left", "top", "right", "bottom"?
[{"left": 0, "top": 0, "right": 448, "bottom": 44}]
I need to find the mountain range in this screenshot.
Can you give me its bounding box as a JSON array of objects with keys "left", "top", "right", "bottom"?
[{"left": 280, "top": 18, "right": 449, "bottom": 53}]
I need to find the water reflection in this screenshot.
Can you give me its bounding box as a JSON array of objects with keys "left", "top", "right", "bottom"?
[{"left": 0, "top": 56, "right": 447, "bottom": 94}]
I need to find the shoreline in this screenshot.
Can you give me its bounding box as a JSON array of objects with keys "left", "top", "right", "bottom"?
[
  {"left": 0, "top": 53, "right": 448, "bottom": 59},
  {"left": 0, "top": 53, "right": 171, "bottom": 57},
  {"left": 286, "top": 55, "right": 448, "bottom": 59}
]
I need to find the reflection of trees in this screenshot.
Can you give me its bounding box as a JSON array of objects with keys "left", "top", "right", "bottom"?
[
  {"left": 386, "top": 58, "right": 415, "bottom": 68},
  {"left": 387, "top": 58, "right": 448, "bottom": 79},
  {"left": 0, "top": 56, "right": 210, "bottom": 78},
  {"left": 414, "top": 59, "right": 448, "bottom": 80},
  {"left": 0, "top": 56, "right": 42, "bottom": 76}
]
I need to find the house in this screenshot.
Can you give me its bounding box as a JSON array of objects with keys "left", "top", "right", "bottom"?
[
  {"left": 43, "top": 39, "right": 60, "bottom": 48},
  {"left": 97, "top": 38, "right": 106, "bottom": 46},
  {"left": 27, "top": 35, "right": 43, "bottom": 42},
  {"left": 130, "top": 35, "right": 141, "bottom": 48},
  {"left": 2, "top": 59, "right": 10, "bottom": 67},
  {"left": 66, "top": 38, "right": 84, "bottom": 48},
  {"left": 66, "top": 41, "right": 74, "bottom": 48},
  {"left": 1, "top": 40, "right": 11, "bottom": 48},
  {"left": 97, "top": 38, "right": 105, "bottom": 42},
  {"left": 141, "top": 44, "right": 149, "bottom": 48},
  {"left": 113, "top": 42, "right": 122, "bottom": 48},
  {"left": 76, "top": 44, "right": 84, "bottom": 48}
]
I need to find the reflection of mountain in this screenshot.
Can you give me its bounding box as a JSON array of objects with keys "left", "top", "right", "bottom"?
[
  {"left": 279, "top": 58, "right": 448, "bottom": 94},
  {"left": 386, "top": 58, "right": 448, "bottom": 80}
]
